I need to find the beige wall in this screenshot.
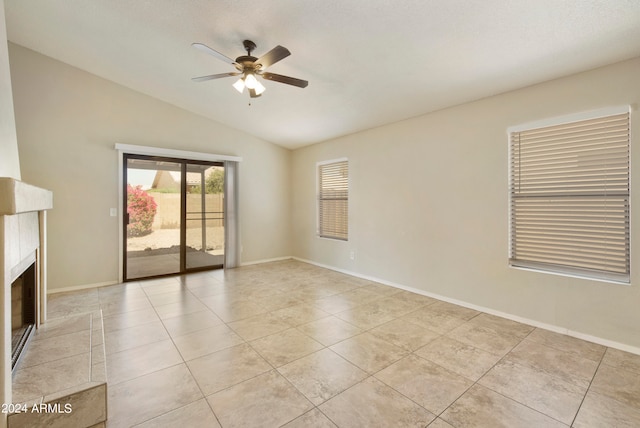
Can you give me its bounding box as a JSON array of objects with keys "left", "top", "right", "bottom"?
[
  {"left": 0, "top": 0, "right": 20, "bottom": 179},
  {"left": 9, "top": 44, "right": 292, "bottom": 290},
  {"left": 292, "top": 57, "right": 640, "bottom": 349}
]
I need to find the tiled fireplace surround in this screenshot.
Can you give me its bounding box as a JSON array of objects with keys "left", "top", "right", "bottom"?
[{"left": 0, "top": 178, "right": 106, "bottom": 427}]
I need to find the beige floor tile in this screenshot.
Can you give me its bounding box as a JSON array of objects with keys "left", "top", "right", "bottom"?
[
  {"left": 361, "top": 282, "right": 402, "bottom": 297},
  {"left": 415, "top": 336, "right": 502, "bottom": 381},
  {"left": 402, "top": 307, "right": 470, "bottom": 334},
  {"left": 448, "top": 322, "right": 524, "bottom": 356},
  {"left": 173, "top": 324, "right": 244, "bottom": 361},
  {"left": 250, "top": 293, "right": 303, "bottom": 312},
  {"left": 12, "top": 353, "right": 91, "bottom": 404},
  {"left": 146, "top": 289, "right": 199, "bottom": 307},
  {"left": 48, "top": 303, "right": 102, "bottom": 319},
  {"left": 139, "top": 279, "right": 185, "bottom": 296},
  {"left": 180, "top": 273, "right": 220, "bottom": 287},
  {"left": 31, "top": 314, "right": 91, "bottom": 339},
  {"left": 187, "top": 282, "right": 228, "bottom": 299},
  {"left": 316, "top": 280, "right": 360, "bottom": 295},
  {"left": 107, "top": 364, "right": 202, "bottom": 428},
  {"left": 198, "top": 291, "right": 253, "bottom": 309},
  {"left": 161, "top": 309, "right": 223, "bottom": 337},
  {"left": 601, "top": 347, "right": 640, "bottom": 374},
  {"left": 18, "top": 330, "right": 90, "bottom": 368},
  {"left": 286, "top": 286, "right": 339, "bottom": 303},
  {"left": 97, "top": 282, "right": 144, "bottom": 299},
  {"left": 505, "top": 340, "right": 599, "bottom": 389},
  {"left": 281, "top": 408, "right": 337, "bottom": 428},
  {"left": 278, "top": 348, "right": 368, "bottom": 405},
  {"left": 9, "top": 384, "right": 107, "bottom": 428},
  {"left": 373, "top": 295, "right": 428, "bottom": 317},
  {"left": 330, "top": 332, "right": 409, "bottom": 374},
  {"left": 100, "top": 297, "right": 153, "bottom": 317},
  {"left": 207, "top": 370, "right": 313, "bottom": 428},
  {"left": 428, "top": 418, "right": 456, "bottom": 428},
  {"left": 250, "top": 328, "right": 324, "bottom": 367},
  {"left": 525, "top": 328, "right": 606, "bottom": 362},
  {"left": 187, "top": 343, "right": 272, "bottom": 395},
  {"left": 478, "top": 359, "right": 585, "bottom": 424},
  {"left": 228, "top": 313, "right": 292, "bottom": 341},
  {"left": 427, "top": 300, "right": 480, "bottom": 320},
  {"left": 441, "top": 384, "right": 567, "bottom": 428},
  {"left": 465, "top": 313, "right": 534, "bottom": 338},
  {"left": 106, "top": 339, "right": 183, "bottom": 385},
  {"left": 297, "top": 316, "right": 363, "bottom": 346},
  {"left": 313, "top": 293, "right": 364, "bottom": 314},
  {"left": 48, "top": 289, "right": 99, "bottom": 306},
  {"left": 103, "top": 321, "right": 169, "bottom": 355},
  {"left": 590, "top": 363, "right": 640, "bottom": 408},
  {"left": 376, "top": 354, "right": 473, "bottom": 414},
  {"left": 369, "top": 318, "right": 441, "bottom": 351},
  {"left": 102, "top": 307, "right": 159, "bottom": 332},
  {"left": 271, "top": 303, "right": 330, "bottom": 326},
  {"left": 98, "top": 292, "right": 148, "bottom": 307},
  {"left": 206, "top": 298, "right": 268, "bottom": 322},
  {"left": 390, "top": 290, "right": 438, "bottom": 306},
  {"left": 153, "top": 298, "right": 209, "bottom": 320},
  {"left": 334, "top": 302, "right": 397, "bottom": 329},
  {"left": 573, "top": 391, "right": 640, "bottom": 428},
  {"left": 133, "top": 398, "right": 220, "bottom": 428},
  {"left": 338, "top": 287, "right": 384, "bottom": 305},
  {"left": 319, "top": 376, "right": 436, "bottom": 427}
]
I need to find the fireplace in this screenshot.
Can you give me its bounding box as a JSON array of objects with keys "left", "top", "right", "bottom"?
[
  {"left": 0, "top": 177, "right": 52, "bottom": 423},
  {"left": 10, "top": 262, "right": 36, "bottom": 371}
]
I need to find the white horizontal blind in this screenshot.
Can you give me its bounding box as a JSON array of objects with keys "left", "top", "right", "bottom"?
[
  {"left": 318, "top": 160, "right": 348, "bottom": 240},
  {"left": 509, "top": 112, "right": 630, "bottom": 282}
]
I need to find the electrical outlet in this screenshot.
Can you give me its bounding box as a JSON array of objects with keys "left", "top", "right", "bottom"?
[
  {"left": 110, "top": 208, "right": 117, "bottom": 217},
  {"left": 349, "top": 250, "right": 355, "bottom": 260}
]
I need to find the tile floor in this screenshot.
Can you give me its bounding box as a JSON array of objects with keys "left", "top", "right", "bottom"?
[{"left": 45, "top": 260, "right": 640, "bottom": 427}]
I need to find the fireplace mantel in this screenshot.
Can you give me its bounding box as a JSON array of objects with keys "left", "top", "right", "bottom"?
[{"left": 0, "top": 178, "right": 53, "bottom": 215}]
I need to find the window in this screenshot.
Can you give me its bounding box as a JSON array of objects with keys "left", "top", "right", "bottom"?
[
  {"left": 318, "top": 159, "right": 348, "bottom": 240},
  {"left": 509, "top": 108, "right": 630, "bottom": 283}
]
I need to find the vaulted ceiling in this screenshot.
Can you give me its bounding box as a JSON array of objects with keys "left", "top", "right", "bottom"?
[{"left": 6, "top": 1, "right": 640, "bottom": 149}]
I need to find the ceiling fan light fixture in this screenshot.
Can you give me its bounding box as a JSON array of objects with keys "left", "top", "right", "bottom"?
[
  {"left": 244, "top": 73, "right": 259, "bottom": 89},
  {"left": 254, "top": 79, "right": 266, "bottom": 95},
  {"left": 232, "top": 78, "right": 245, "bottom": 93}
]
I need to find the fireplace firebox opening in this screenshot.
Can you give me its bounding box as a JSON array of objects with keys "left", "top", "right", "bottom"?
[{"left": 10, "top": 262, "right": 37, "bottom": 371}]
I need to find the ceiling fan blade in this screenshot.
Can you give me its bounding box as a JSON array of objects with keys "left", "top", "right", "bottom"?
[
  {"left": 192, "top": 43, "right": 239, "bottom": 66},
  {"left": 255, "top": 46, "right": 290, "bottom": 69},
  {"left": 261, "top": 72, "right": 308, "bottom": 88},
  {"left": 249, "top": 88, "right": 262, "bottom": 98},
  {"left": 191, "top": 72, "right": 239, "bottom": 82}
]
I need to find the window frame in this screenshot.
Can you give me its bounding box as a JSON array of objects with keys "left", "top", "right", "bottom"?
[
  {"left": 316, "top": 158, "right": 349, "bottom": 241},
  {"left": 507, "top": 106, "right": 631, "bottom": 284}
]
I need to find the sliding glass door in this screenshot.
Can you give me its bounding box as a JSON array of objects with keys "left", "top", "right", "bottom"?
[
  {"left": 185, "top": 163, "right": 225, "bottom": 270},
  {"left": 124, "top": 155, "right": 224, "bottom": 280}
]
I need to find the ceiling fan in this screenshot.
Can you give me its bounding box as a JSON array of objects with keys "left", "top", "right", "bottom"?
[{"left": 191, "top": 39, "right": 308, "bottom": 98}]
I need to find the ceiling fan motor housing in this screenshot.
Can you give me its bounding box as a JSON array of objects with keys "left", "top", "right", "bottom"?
[{"left": 242, "top": 39, "right": 257, "bottom": 55}]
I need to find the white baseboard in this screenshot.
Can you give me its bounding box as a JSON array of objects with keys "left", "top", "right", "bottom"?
[
  {"left": 292, "top": 257, "right": 640, "bottom": 356},
  {"left": 47, "top": 280, "right": 119, "bottom": 295},
  {"left": 239, "top": 256, "right": 293, "bottom": 267}
]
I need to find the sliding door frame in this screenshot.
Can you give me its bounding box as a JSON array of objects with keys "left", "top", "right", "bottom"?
[{"left": 116, "top": 144, "right": 242, "bottom": 283}]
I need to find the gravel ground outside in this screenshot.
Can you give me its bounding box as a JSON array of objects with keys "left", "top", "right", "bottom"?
[{"left": 127, "top": 227, "right": 224, "bottom": 254}]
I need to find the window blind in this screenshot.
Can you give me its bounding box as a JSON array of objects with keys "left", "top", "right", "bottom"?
[
  {"left": 318, "top": 160, "right": 348, "bottom": 240},
  {"left": 509, "top": 112, "right": 630, "bottom": 282}
]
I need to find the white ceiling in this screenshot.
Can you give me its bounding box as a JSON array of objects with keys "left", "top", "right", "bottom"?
[{"left": 5, "top": 1, "right": 640, "bottom": 149}]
